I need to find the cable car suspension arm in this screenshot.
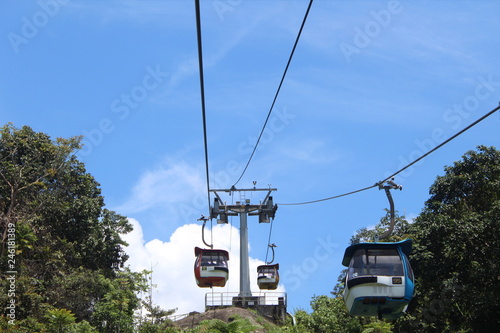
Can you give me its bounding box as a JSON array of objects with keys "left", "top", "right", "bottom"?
[
  {"left": 376, "top": 179, "right": 402, "bottom": 240},
  {"left": 266, "top": 243, "right": 277, "bottom": 265},
  {"left": 198, "top": 215, "right": 213, "bottom": 249}
]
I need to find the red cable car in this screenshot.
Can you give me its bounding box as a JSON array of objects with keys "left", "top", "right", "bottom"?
[
  {"left": 257, "top": 263, "right": 280, "bottom": 290},
  {"left": 194, "top": 247, "right": 229, "bottom": 288}
]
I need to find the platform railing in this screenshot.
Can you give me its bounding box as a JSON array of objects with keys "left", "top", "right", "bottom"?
[{"left": 205, "top": 291, "right": 287, "bottom": 308}]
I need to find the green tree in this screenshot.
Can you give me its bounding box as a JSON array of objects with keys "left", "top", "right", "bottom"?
[
  {"left": 135, "top": 269, "right": 177, "bottom": 332},
  {"left": 0, "top": 124, "right": 141, "bottom": 331},
  {"left": 361, "top": 320, "right": 393, "bottom": 333},
  {"left": 138, "top": 302, "right": 176, "bottom": 332},
  {"left": 294, "top": 296, "right": 363, "bottom": 333},
  {"left": 45, "top": 308, "right": 76, "bottom": 333},
  {"left": 91, "top": 269, "right": 149, "bottom": 333},
  {"left": 397, "top": 146, "right": 500, "bottom": 332},
  {"left": 0, "top": 125, "right": 131, "bottom": 278}
]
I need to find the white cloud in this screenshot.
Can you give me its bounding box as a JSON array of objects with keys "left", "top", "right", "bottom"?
[
  {"left": 117, "top": 160, "right": 205, "bottom": 215},
  {"left": 122, "top": 218, "right": 286, "bottom": 315}
]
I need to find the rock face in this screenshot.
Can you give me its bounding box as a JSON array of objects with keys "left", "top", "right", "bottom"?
[{"left": 174, "top": 307, "right": 279, "bottom": 332}]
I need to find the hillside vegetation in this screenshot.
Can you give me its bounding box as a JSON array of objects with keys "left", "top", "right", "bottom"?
[{"left": 1, "top": 124, "right": 499, "bottom": 332}]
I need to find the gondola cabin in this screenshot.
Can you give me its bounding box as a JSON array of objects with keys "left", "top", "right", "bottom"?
[
  {"left": 341, "top": 239, "right": 414, "bottom": 320},
  {"left": 194, "top": 247, "right": 229, "bottom": 288},
  {"left": 257, "top": 264, "right": 279, "bottom": 290}
]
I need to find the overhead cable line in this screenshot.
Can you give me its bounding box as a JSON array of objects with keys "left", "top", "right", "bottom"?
[
  {"left": 280, "top": 103, "right": 500, "bottom": 206},
  {"left": 194, "top": 0, "right": 211, "bottom": 212},
  {"left": 233, "top": 0, "right": 314, "bottom": 187},
  {"left": 279, "top": 184, "right": 378, "bottom": 206},
  {"left": 380, "top": 103, "right": 500, "bottom": 183}
]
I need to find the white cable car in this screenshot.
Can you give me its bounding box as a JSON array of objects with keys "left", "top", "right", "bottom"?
[
  {"left": 194, "top": 247, "right": 229, "bottom": 288},
  {"left": 257, "top": 263, "right": 279, "bottom": 290},
  {"left": 341, "top": 239, "right": 414, "bottom": 320}
]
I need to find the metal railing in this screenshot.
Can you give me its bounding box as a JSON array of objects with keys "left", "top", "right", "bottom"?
[{"left": 205, "top": 291, "right": 287, "bottom": 308}]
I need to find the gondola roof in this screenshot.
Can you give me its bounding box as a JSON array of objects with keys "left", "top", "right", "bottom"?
[
  {"left": 258, "top": 263, "right": 279, "bottom": 270},
  {"left": 341, "top": 239, "right": 412, "bottom": 267},
  {"left": 194, "top": 246, "right": 229, "bottom": 259}
]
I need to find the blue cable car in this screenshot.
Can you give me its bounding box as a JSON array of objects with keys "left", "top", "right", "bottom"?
[{"left": 341, "top": 239, "right": 414, "bottom": 320}]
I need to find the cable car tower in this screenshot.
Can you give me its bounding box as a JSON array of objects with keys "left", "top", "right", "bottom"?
[
  {"left": 209, "top": 186, "right": 277, "bottom": 297},
  {"left": 195, "top": 185, "right": 286, "bottom": 322}
]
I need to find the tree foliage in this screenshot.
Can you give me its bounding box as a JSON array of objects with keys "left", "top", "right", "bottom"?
[
  {"left": 186, "top": 315, "right": 260, "bottom": 333},
  {"left": 397, "top": 145, "right": 500, "bottom": 332},
  {"left": 298, "top": 295, "right": 363, "bottom": 333},
  {"left": 0, "top": 125, "right": 162, "bottom": 332},
  {"left": 0, "top": 124, "right": 130, "bottom": 276}
]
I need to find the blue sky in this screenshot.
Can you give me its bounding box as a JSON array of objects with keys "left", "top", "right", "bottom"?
[{"left": 1, "top": 0, "right": 499, "bottom": 315}]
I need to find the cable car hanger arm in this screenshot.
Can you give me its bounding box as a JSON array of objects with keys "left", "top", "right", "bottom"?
[
  {"left": 375, "top": 179, "right": 402, "bottom": 241},
  {"left": 197, "top": 215, "right": 213, "bottom": 249}
]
